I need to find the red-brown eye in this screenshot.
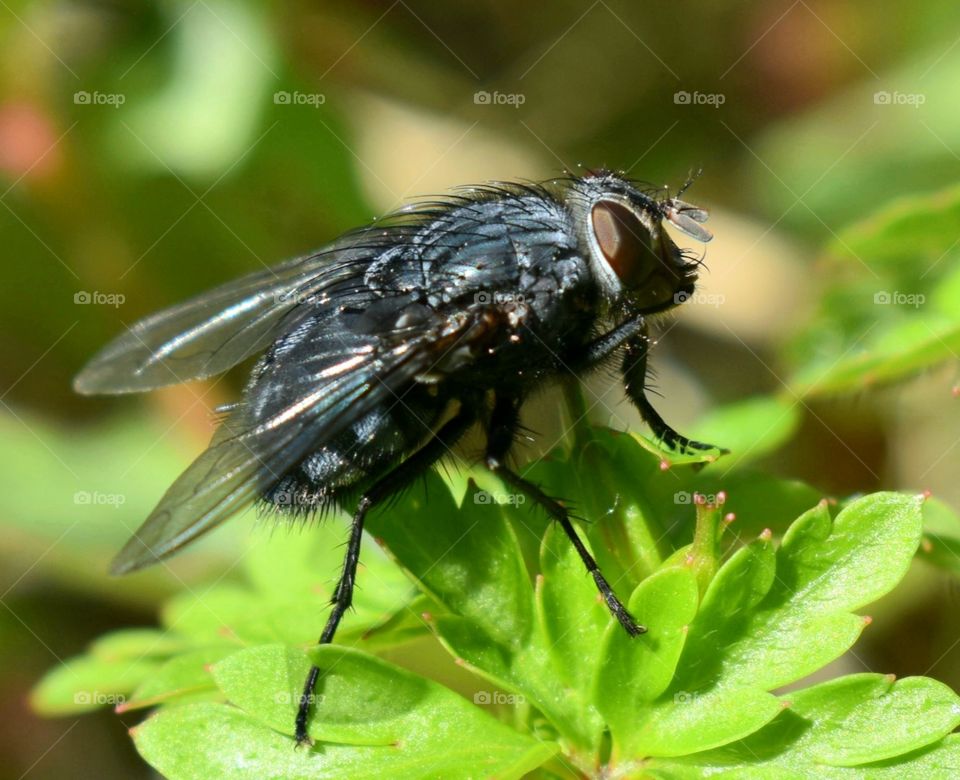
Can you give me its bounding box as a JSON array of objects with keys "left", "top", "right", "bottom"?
[{"left": 590, "top": 200, "right": 653, "bottom": 286}]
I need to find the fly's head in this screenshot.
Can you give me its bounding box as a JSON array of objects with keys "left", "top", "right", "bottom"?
[{"left": 568, "top": 171, "right": 713, "bottom": 315}]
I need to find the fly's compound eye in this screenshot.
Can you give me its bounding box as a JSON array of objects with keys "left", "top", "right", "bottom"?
[{"left": 590, "top": 199, "right": 656, "bottom": 288}]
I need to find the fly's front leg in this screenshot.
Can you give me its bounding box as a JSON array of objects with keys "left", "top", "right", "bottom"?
[
  {"left": 622, "top": 326, "right": 721, "bottom": 455},
  {"left": 483, "top": 393, "right": 643, "bottom": 637}
]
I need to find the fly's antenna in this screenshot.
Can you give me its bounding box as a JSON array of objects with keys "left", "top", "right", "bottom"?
[{"left": 675, "top": 168, "right": 703, "bottom": 201}]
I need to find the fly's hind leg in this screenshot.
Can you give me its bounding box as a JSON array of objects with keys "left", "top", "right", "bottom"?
[
  {"left": 294, "top": 406, "right": 476, "bottom": 747},
  {"left": 483, "top": 393, "right": 644, "bottom": 638}
]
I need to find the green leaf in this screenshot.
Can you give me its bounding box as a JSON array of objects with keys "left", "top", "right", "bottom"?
[
  {"left": 159, "top": 523, "right": 417, "bottom": 651},
  {"left": 121, "top": 646, "right": 234, "bottom": 711},
  {"left": 785, "top": 182, "right": 960, "bottom": 395},
  {"left": 594, "top": 566, "right": 699, "bottom": 752},
  {"left": 826, "top": 183, "right": 960, "bottom": 273},
  {"left": 134, "top": 699, "right": 556, "bottom": 780},
  {"left": 371, "top": 473, "right": 613, "bottom": 749},
  {"left": 30, "top": 655, "right": 162, "bottom": 715},
  {"left": 212, "top": 644, "right": 405, "bottom": 745},
  {"left": 783, "top": 674, "right": 960, "bottom": 765},
  {"left": 369, "top": 478, "right": 534, "bottom": 650},
  {"left": 537, "top": 523, "right": 608, "bottom": 692},
  {"left": 791, "top": 317, "right": 960, "bottom": 396},
  {"left": 675, "top": 494, "right": 922, "bottom": 696},
  {"left": 691, "top": 395, "right": 801, "bottom": 463},
  {"left": 916, "top": 497, "right": 960, "bottom": 578},
  {"left": 243, "top": 521, "right": 416, "bottom": 634},
  {"left": 633, "top": 686, "right": 784, "bottom": 758},
  {"left": 615, "top": 536, "right": 784, "bottom": 757},
  {"left": 204, "top": 644, "right": 559, "bottom": 777},
  {"left": 161, "top": 585, "right": 263, "bottom": 644},
  {"left": 604, "top": 493, "right": 923, "bottom": 761},
  {"left": 89, "top": 628, "right": 190, "bottom": 661},
  {"left": 655, "top": 675, "right": 960, "bottom": 776}
]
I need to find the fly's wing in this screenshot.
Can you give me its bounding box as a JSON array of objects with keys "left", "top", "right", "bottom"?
[
  {"left": 109, "top": 305, "right": 487, "bottom": 574},
  {"left": 73, "top": 233, "right": 395, "bottom": 395}
]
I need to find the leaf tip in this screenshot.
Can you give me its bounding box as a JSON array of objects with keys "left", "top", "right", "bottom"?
[
  {"left": 952, "top": 384, "right": 959, "bottom": 398},
  {"left": 659, "top": 458, "right": 671, "bottom": 471},
  {"left": 723, "top": 512, "right": 736, "bottom": 525},
  {"left": 759, "top": 528, "right": 773, "bottom": 541},
  {"left": 861, "top": 614, "right": 873, "bottom": 627},
  {"left": 885, "top": 672, "right": 897, "bottom": 683}
]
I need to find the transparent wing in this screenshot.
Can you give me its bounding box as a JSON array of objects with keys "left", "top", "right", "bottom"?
[
  {"left": 109, "top": 330, "right": 446, "bottom": 574},
  {"left": 74, "top": 235, "right": 391, "bottom": 395}
]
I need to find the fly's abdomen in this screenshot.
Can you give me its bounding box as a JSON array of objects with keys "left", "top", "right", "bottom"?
[{"left": 262, "top": 386, "right": 447, "bottom": 514}]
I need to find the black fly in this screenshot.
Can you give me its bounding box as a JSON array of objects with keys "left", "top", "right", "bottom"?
[{"left": 74, "top": 170, "right": 721, "bottom": 746}]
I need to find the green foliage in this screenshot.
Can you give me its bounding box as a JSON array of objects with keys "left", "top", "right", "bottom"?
[
  {"left": 31, "top": 427, "right": 960, "bottom": 778},
  {"left": 787, "top": 183, "right": 960, "bottom": 396}
]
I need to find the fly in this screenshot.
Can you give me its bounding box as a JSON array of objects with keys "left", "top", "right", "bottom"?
[{"left": 74, "top": 170, "right": 722, "bottom": 745}]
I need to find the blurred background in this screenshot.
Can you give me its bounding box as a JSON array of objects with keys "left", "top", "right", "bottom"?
[{"left": 2, "top": 0, "right": 960, "bottom": 776}]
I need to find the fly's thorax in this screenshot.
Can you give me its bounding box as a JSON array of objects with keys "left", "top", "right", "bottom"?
[{"left": 565, "top": 173, "right": 706, "bottom": 315}]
